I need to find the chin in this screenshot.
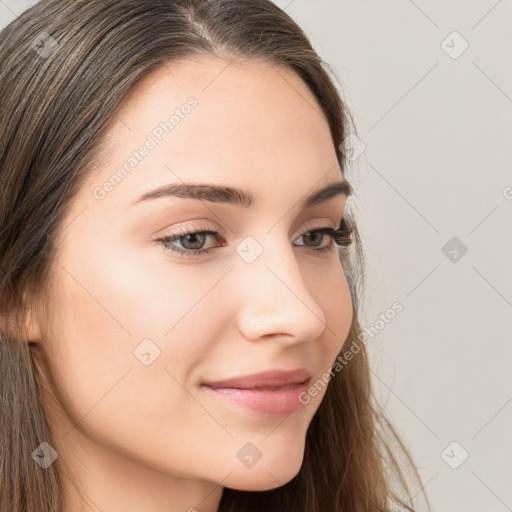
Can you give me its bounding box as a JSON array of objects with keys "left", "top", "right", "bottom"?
[{"left": 222, "top": 453, "right": 304, "bottom": 492}]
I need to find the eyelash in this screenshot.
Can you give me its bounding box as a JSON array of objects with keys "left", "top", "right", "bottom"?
[{"left": 154, "top": 219, "right": 353, "bottom": 259}]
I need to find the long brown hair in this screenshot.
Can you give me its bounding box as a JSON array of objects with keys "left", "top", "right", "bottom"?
[{"left": 0, "top": 1, "right": 431, "bottom": 511}]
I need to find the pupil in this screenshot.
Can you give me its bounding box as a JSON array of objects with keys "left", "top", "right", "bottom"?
[
  {"left": 306, "top": 232, "right": 321, "bottom": 246},
  {"left": 184, "top": 233, "right": 204, "bottom": 249}
]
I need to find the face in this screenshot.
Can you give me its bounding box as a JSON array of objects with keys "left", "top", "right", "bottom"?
[{"left": 28, "top": 57, "right": 353, "bottom": 497}]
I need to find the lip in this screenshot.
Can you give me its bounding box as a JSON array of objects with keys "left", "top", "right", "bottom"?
[
  {"left": 202, "top": 368, "right": 311, "bottom": 390},
  {"left": 201, "top": 368, "right": 311, "bottom": 416}
]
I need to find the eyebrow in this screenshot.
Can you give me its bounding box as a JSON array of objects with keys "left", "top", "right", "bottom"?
[{"left": 129, "top": 178, "right": 352, "bottom": 209}]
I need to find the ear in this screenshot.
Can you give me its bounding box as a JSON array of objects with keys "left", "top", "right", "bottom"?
[
  {"left": 24, "top": 303, "right": 42, "bottom": 343},
  {"left": 0, "top": 307, "right": 40, "bottom": 342}
]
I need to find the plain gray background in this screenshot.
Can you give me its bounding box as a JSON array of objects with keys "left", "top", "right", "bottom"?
[{"left": 1, "top": 1, "right": 511, "bottom": 510}]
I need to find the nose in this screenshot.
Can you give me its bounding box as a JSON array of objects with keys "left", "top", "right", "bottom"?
[{"left": 231, "top": 235, "right": 327, "bottom": 344}]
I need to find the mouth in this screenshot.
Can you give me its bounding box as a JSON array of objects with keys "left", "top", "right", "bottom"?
[{"left": 201, "top": 372, "right": 312, "bottom": 417}]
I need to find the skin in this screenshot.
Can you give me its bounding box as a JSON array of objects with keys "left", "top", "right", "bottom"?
[{"left": 25, "top": 56, "right": 353, "bottom": 512}]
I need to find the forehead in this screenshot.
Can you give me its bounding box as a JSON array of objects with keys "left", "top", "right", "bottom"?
[{"left": 79, "top": 56, "right": 340, "bottom": 212}]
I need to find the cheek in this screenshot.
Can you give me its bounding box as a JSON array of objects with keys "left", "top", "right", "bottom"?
[
  {"left": 42, "top": 230, "right": 240, "bottom": 407},
  {"left": 40, "top": 250, "right": 212, "bottom": 434},
  {"left": 40, "top": 262, "right": 221, "bottom": 475},
  {"left": 313, "top": 261, "right": 354, "bottom": 358}
]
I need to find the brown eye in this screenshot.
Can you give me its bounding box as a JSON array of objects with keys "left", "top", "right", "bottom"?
[
  {"left": 155, "top": 228, "right": 220, "bottom": 258},
  {"left": 176, "top": 232, "right": 208, "bottom": 250},
  {"left": 301, "top": 230, "right": 327, "bottom": 247}
]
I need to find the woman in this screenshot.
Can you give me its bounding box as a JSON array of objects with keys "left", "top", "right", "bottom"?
[{"left": 0, "top": 1, "right": 430, "bottom": 511}]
